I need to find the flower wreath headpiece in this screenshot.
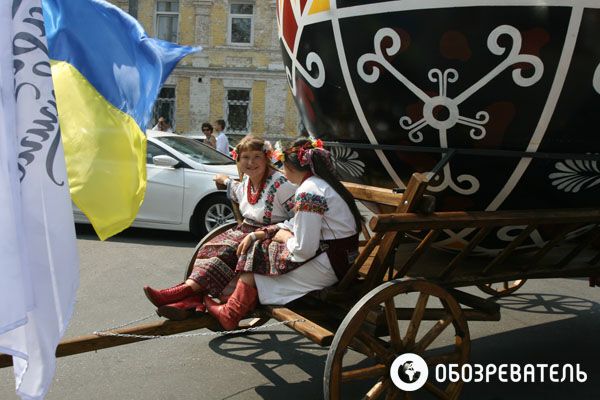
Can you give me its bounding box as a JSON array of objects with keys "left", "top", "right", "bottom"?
[
  {"left": 230, "top": 140, "right": 273, "bottom": 161},
  {"left": 272, "top": 139, "right": 334, "bottom": 175}
]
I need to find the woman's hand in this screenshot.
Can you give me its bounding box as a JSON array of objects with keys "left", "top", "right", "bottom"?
[
  {"left": 236, "top": 235, "right": 254, "bottom": 256},
  {"left": 236, "top": 231, "right": 266, "bottom": 256},
  {"left": 273, "top": 229, "right": 293, "bottom": 243},
  {"left": 214, "top": 174, "right": 229, "bottom": 186}
]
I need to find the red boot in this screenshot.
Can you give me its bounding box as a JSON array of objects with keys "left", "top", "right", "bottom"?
[
  {"left": 157, "top": 294, "right": 205, "bottom": 321},
  {"left": 143, "top": 283, "right": 194, "bottom": 307},
  {"left": 205, "top": 280, "right": 258, "bottom": 331}
]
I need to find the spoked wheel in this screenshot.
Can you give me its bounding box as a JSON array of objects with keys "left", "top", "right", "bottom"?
[
  {"left": 324, "top": 279, "right": 470, "bottom": 400},
  {"left": 477, "top": 279, "right": 527, "bottom": 297}
]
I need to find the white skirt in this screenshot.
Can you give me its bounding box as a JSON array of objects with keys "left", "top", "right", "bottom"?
[{"left": 254, "top": 253, "right": 338, "bottom": 305}]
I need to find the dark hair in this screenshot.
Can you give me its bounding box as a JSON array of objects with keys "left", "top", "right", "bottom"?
[
  {"left": 216, "top": 119, "right": 226, "bottom": 129},
  {"left": 201, "top": 122, "right": 213, "bottom": 132},
  {"left": 283, "top": 138, "right": 363, "bottom": 231}
]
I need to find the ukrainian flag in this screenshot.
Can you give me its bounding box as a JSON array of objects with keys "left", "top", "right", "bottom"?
[{"left": 43, "top": 0, "right": 199, "bottom": 240}]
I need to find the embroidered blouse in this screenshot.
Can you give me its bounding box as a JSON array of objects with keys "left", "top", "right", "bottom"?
[
  {"left": 278, "top": 176, "right": 359, "bottom": 262},
  {"left": 226, "top": 170, "right": 296, "bottom": 226}
]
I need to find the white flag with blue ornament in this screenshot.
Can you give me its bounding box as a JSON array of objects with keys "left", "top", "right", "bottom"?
[{"left": 0, "top": 0, "right": 79, "bottom": 399}]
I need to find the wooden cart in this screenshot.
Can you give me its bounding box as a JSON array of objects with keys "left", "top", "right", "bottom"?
[{"left": 2, "top": 173, "right": 599, "bottom": 399}]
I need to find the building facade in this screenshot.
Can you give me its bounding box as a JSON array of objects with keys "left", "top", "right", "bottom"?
[{"left": 110, "top": 0, "right": 300, "bottom": 136}]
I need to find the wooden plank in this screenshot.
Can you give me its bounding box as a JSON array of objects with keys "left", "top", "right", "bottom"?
[
  {"left": 367, "top": 307, "right": 499, "bottom": 324},
  {"left": 364, "top": 173, "right": 430, "bottom": 292},
  {"left": 425, "top": 263, "right": 600, "bottom": 288},
  {"left": 523, "top": 223, "right": 580, "bottom": 271},
  {"left": 393, "top": 229, "right": 441, "bottom": 279},
  {"left": 370, "top": 208, "right": 600, "bottom": 232},
  {"left": 447, "top": 288, "right": 501, "bottom": 316},
  {"left": 337, "top": 233, "right": 382, "bottom": 291},
  {"left": 339, "top": 176, "right": 429, "bottom": 290},
  {"left": 555, "top": 225, "right": 600, "bottom": 269},
  {"left": 0, "top": 316, "right": 220, "bottom": 369},
  {"left": 589, "top": 250, "right": 600, "bottom": 266},
  {"left": 361, "top": 221, "right": 373, "bottom": 242},
  {"left": 440, "top": 226, "right": 492, "bottom": 279},
  {"left": 343, "top": 181, "right": 403, "bottom": 206},
  {"left": 264, "top": 306, "right": 335, "bottom": 346},
  {"left": 482, "top": 225, "right": 537, "bottom": 275},
  {"left": 341, "top": 364, "right": 387, "bottom": 382}
]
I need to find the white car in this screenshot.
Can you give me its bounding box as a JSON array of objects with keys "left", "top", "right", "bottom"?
[{"left": 73, "top": 132, "right": 239, "bottom": 237}]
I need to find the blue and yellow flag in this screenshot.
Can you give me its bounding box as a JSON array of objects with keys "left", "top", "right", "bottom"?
[{"left": 43, "top": 0, "right": 199, "bottom": 240}]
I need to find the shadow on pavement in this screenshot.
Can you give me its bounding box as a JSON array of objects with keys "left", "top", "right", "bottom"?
[
  {"left": 464, "top": 312, "right": 600, "bottom": 399},
  {"left": 493, "top": 292, "right": 600, "bottom": 316},
  {"left": 75, "top": 223, "right": 198, "bottom": 247},
  {"left": 206, "top": 293, "right": 600, "bottom": 399},
  {"left": 209, "top": 331, "right": 327, "bottom": 399}
]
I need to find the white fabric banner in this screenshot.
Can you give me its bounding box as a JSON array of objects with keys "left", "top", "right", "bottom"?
[
  {"left": 0, "top": 0, "right": 28, "bottom": 339},
  {"left": 0, "top": 1, "right": 80, "bottom": 399}
]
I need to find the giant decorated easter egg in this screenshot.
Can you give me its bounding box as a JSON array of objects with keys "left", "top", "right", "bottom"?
[{"left": 277, "top": 0, "right": 600, "bottom": 251}]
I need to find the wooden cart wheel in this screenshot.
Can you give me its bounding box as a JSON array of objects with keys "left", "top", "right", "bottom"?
[
  {"left": 476, "top": 279, "right": 527, "bottom": 297},
  {"left": 324, "top": 279, "right": 470, "bottom": 400}
]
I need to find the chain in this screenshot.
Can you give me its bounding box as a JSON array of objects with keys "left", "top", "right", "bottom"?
[
  {"left": 92, "top": 315, "right": 306, "bottom": 340},
  {"left": 93, "top": 313, "right": 156, "bottom": 332}
]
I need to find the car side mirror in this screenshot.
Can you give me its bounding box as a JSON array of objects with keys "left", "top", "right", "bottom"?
[{"left": 153, "top": 155, "right": 180, "bottom": 168}]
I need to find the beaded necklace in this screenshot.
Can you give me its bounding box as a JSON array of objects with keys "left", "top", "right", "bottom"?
[{"left": 246, "top": 170, "right": 271, "bottom": 205}]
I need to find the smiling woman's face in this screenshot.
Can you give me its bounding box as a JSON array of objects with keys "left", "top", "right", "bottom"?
[{"left": 238, "top": 150, "right": 267, "bottom": 181}]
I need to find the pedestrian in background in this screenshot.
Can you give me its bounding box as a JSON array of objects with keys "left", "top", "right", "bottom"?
[
  {"left": 201, "top": 122, "right": 216, "bottom": 148},
  {"left": 214, "top": 119, "right": 230, "bottom": 155},
  {"left": 152, "top": 116, "right": 173, "bottom": 132}
]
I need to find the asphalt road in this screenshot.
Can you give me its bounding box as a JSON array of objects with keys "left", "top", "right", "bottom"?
[{"left": 1, "top": 224, "right": 599, "bottom": 400}]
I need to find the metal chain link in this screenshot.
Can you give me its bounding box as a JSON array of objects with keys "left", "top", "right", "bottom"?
[{"left": 92, "top": 314, "right": 305, "bottom": 339}]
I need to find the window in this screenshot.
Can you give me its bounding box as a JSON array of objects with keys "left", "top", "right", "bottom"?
[
  {"left": 228, "top": 3, "right": 254, "bottom": 45},
  {"left": 151, "top": 86, "right": 176, "bottom": 129},
  {"left": 156, "top": 0, "right": 179, "bottom": 43},
  {"left": 226, "top": 89, "right": 251, "bottom": 133},
  {"left": 157, "top": 137, "right": 235, "bottom": 165},
  {"left": 146, "top": 142, "right": 169, "bottom": 165}
]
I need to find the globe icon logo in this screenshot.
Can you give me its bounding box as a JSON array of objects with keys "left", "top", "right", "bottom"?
[
  {"left": 398, "top": 361, "right": 421, "bottom": 384},
  {"left": 390, "top": 353, "right": 429, "bottom": 391}
]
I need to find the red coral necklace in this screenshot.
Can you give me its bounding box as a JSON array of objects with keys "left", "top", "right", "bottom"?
[{"left": 247, "top": 172, "right": 269, "bottom": 205}]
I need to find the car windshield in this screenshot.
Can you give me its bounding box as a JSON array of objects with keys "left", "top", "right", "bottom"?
[{"left": 157, "top": 136, "right": 235, "bottom": 165}]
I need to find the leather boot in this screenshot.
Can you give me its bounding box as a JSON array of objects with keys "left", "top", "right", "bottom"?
[
  {"left": 157, "top": 294, "right": 205, "bottom": 321},
  {"left": 205, "top": 280, "right": 258, "bottom": 331},
  {"left": 143, "top": 283, "right": 194, "bottom": 307}
]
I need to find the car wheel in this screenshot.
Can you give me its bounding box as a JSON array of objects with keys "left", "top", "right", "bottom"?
[{"left": 192, "top": 194, "right": 236, "bottom": 238}]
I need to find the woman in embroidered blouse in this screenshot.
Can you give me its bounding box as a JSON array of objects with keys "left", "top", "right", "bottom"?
[
  {"left": 143, "top": 136, "right": 296, "bottom": 320},
  {"left": 205, "top": 138, "right": 363, "bottom": 330}
]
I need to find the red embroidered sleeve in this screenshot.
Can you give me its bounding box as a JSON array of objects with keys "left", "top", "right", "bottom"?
[{"left": 294, "top": 192, "right": 328, "bottom": 215}]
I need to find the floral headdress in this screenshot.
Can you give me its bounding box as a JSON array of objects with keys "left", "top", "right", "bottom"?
[
  {"left": 274, "top": 138, "right": 333, "bottom": 175},
  {"left": 230, "top": 140, "right": 274, "bottom": 161}
]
